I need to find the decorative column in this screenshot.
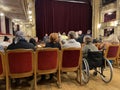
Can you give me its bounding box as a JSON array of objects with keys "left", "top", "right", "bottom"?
[
  {"left": 116, "top": 0, "right": 120, "bottom": 36},
  {"left": 31, "top": 0, "right": 36, "bottom": 37},
  {"left": 9, "top": 19, "right": 13, "bottom": 35},
  {"left": 92, "top": 0, "right": 101, "bottom": 38},
  {"left": 0, "top": 15, "right": 6, "bottom": 34}
]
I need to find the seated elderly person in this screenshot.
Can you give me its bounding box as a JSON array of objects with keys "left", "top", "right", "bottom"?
[
  {"left": 7, "top": 31, "right": 35, "bottom": 87},
  {"left": 82, "top": 36, "right": 98, "bottom": 58},
  {"left": 7, "top": 31, "right": 35, "bottom": 50},
  {"left": 45, "top": 33, "right": 61, "bottom": 50},
  {"left": 62, "top": 31, "right": 81, "bottom": 48}
]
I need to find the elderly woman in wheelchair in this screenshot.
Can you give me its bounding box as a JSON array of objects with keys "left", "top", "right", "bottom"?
[{"left": 82, "top": 36, "right": 113, "bottom": 83}]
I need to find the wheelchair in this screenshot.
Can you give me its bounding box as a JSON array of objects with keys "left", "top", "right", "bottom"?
[{"left": 82, "top": 50, "right": 113, "bottom": 83}]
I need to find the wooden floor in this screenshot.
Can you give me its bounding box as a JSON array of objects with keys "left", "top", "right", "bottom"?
[{"left": 1, "top": 68, "right": 120, "bottom": 90}]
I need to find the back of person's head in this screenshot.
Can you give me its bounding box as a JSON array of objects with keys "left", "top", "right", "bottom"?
[
  {"left": 15, "top": 31, "right": 24, "bottom": 38},
  {"left": 85, "top": 36, "right": 92, "bottom": 44},
  {"left": 29, "top": 38, "right": 36, "bottom": 46},
  {"left": 49, "top": 33, "right": 59, "bottom": 43},
  {"left": 45, "top": 33, "right": 48, "bottom": 36},
  {"left": 14, "top": 31, "right": 25, "bottom": 44},
  {"left": 3, "top": 36, "right": 9, "bottom": 41},
  {"left": 78, "top": 30, "right": 82, "bottom": 35},
  {"left": 93, "top": 38, "right": 98, "bottom": 43},
  {"left": 87, "top": 30, "right": 91, "bottom": 34},
  {"left": 62, "top": 32, "right": 66, "bottom": 35},
  {"left": 68, "top": 31, "right": 76, "bottom": 39}
]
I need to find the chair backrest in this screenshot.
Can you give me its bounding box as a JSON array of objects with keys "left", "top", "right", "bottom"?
[
  {"left": 61, "top": 48, "right": 81, "bottom": 71},
  {"left": 6, "top": 49, "right": 34, "bottom": 77},
  {"left": 0, "top": 51, "right": 5, "bottom": 79},
  {"left": 87, "top": 51, "right": 104, "bottom": 68},
  {"left": 36, "top": 48, "right": 59, "bottom": 74},
  {"left": 104, "top": 45, "right": 120, "bottom": 60}
]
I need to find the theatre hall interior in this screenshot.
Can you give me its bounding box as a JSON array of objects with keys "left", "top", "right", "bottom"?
[{"left": 0, "top": 0, "right": 120, "bottom": 90}]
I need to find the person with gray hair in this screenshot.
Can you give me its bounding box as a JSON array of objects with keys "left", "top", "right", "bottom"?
[
  {"left": 7, "top": 31, "right": 35, "bottom": 50},
  {"left": 62, "top": 31, "right": 81, "bottom": 48},
  {"left": 82, "top": 36, "right": 98, "bottom": 58},
  {"left": 7, "top": 30, "right": 35, "bottom": 87}
]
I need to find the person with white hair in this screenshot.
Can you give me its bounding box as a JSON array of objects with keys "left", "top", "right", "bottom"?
[
  {"left": 62, "top": 31, "right": 81, "bottom": 48},
  {"left": 7, "top": 31, "right": 35, "bottom": 87},
  {"left": 7, "top": 31, "right": 35, "bottom": 50}
]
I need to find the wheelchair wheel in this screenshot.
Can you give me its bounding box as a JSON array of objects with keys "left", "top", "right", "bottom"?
[
  {"left": 82, "top": 58, "right": 90, "bottom": 84},
  {"left": 100, "top": 58, "right": 113, "bottom": 83}
]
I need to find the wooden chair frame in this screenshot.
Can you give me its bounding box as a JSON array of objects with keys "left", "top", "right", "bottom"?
[
  {"left": 5, "top": 49, "right": 34, "bottom": 89},
  {"left": 104, "top": 45, "right": 120, "bottom": 67},
  {"left": 0, "top": 51, "right": 8, "bottom": 90},
  {"left": 60, "top": 48, "right": 82, "bottom": 84},
  {"left": 35, "top": 48, "right": 61, "bottom": 89},
  {"left": 0, "top": 52, "right": 5, "bottom": 79}
]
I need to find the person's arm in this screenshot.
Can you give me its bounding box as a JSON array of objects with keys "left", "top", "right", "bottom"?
[{"left": 82, "top": 46, "right": 88, "bottom": 58}]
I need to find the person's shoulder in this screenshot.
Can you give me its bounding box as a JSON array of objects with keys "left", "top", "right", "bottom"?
[
  {"left": 7, "top": 43, "right": 15, "bottom": 50},
  {"left": 29, "top": 42, "right": 35, "bottom": 46}
]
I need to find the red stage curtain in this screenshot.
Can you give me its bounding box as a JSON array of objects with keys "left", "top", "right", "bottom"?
[{"left": 35, "top": 0, "right": 92, "bottom": 39}]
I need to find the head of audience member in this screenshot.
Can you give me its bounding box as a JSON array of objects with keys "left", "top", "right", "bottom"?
[
  {"left": 68, "top": 31, "right": 76, "bottom": 39},
  {"left": 14, "top": 31, "right": 25, "bottom": 44},
  {"left": 29, "top": 38, "right": 36, "bottom": 46},
  {"left": 86, "top": 30, "right": 91, "bottom": 35},
  {"left": 45, "top": 33, "right": 48, "bottom": 36},
  {"left": 75, "top": 31, "right": 79, "bottom": 38},
  {"left": 93, "top": 38, "right": 99, "bottom": 43},
  {"left": 84, "top": 36, "right": 92, "bottom": 44},
  {"left": 78, "top": 30, "right": 82, "bottom": 35},
  {"left": 3, "top": 36, "right": 10, "bottom": 42},
  {"left": 15, "top": 31, "right": 24, "bottom": 38},
  {"left": 49, "top": 33, "right": 59, "bottom": 43},
  {"left": 34, "top": 37, "right": 39, "bottom": 43},
  {"left": 62, "top": 32, "right": 66, "bottom": 35}
]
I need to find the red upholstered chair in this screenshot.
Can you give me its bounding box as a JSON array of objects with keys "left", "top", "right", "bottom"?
[
  {"left": 60, "top": 48, "right": 82, "bottom": 84},
  {"left": 35, "top": 48, "right": 61, "bottom": 89},
  {"left": 0, "top": 51, "right": 8, "bottom": 90},
  {"left": 6, "top": 49, "right": 34, "bottom": 89},
  {"left": 104, "top": 45, "right": 120, "bottom": 67}
]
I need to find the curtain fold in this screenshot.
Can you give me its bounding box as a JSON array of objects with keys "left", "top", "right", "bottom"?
[{"left": 35, "top": 0, "right": 92, "bottom": 39}]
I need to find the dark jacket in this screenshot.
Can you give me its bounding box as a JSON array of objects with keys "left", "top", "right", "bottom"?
[
  {"left": 76, "top": 34, "right": 84, "bottom": 43},
  {"left": 7, "top": 39, "right": 35, "bottom": 50},
  {"left": 45, "top": 42, "right": 61, "bottom": 50}
]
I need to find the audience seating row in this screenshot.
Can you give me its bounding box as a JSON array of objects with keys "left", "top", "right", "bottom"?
[
  {"left": 0, "top": 48, "right": 82, "bottom": 90},
  {"left": 0, "top": 44, "right": 120, "bottom": 90}
]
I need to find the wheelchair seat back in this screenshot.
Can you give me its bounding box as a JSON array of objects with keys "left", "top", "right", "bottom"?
[{"left": 87, "top": 51, "right": 105, "bottom": 69}]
